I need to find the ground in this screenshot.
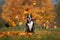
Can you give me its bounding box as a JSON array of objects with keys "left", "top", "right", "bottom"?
[{"left": 0, "top": 26, "right": 60, "bottom": 40}]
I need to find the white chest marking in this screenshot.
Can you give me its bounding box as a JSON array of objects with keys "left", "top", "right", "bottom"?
[{"left": 28, "top": 21, "right": 33, "bottom": 31}]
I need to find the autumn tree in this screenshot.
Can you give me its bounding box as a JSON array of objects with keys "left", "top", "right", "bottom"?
[{"left": 1, "top": 0, "right": 56, "bottom": 28}]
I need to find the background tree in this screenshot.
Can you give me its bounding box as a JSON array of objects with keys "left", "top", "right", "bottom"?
[
  {"left": 1, "top": 0, "right": 57, "bottom": 28},
  {"left": 55, "top": 2, "right": 60, "bottom": 27}
]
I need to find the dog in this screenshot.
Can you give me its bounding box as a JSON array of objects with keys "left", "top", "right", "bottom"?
[{"left": 26, "top": 14, "right": 34, "bottom": 33}]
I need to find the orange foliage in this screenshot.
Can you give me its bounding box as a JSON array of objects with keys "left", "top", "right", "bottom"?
[{"left": 1, "top": 0, "right": 56, "bottom": 27}]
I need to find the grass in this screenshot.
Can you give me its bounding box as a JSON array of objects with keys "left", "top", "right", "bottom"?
[{"left": 0, "top": 26, "right": 60, "bottom": 40}]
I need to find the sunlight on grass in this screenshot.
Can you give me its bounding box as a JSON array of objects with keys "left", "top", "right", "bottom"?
[{"left": 0, "top": 28, "right": 60, "bottom": 40}]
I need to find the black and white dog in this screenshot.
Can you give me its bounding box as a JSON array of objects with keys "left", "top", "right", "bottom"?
[{"left": 26, "top": 14, "right": 34, "bottom": 33}]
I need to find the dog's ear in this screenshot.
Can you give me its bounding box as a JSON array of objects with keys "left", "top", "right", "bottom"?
[{"left": 29, "top": 14, "right": 32, "bottom": 18}]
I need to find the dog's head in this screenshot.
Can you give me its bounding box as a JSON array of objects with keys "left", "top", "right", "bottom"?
[{"left": 27, "top": 14, "right": 32, "bottom": 22}]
